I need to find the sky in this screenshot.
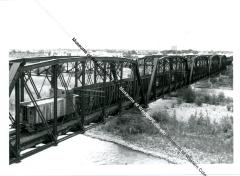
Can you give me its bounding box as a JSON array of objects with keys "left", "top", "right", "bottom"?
[{"left": 2, "top": 0, "right": 239, "bottom": 51}]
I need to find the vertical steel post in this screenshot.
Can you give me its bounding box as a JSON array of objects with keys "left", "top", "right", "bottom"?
[
  {"left": 15, "top": 79, "right": 21, "bottom": 162},
  {"left": 162, "top": 59, "right": 166, "bottom": 95},
  {"left": 94, "top": 62, "right": 97, "bottom": 84},
  {"left": 195, "top": 60, "right": 198, "bottom": 80},
  {"left": 74, "top": 62, "right": 78, "bottom": 88},
  {"left": 101, "top": 62, "right": 107, "bottom": 122},
  {"left": 81, "top": 61, "right": 85, "bottom": 86},
  {"left": 119, "top": 63, "right": 123, "bottom": 113},
  {"left": 185, "top": 58, "right": 189, "bottom": 85},
  {"left": 20, "top": 73, "right": 24, "bottom": 102},
  {"left": 135, "top": 61, "right": 147, "bottom": 106},
  {"left": 109, "top": 71, "right": 112, "bottom": 82},
  {"left": 169, "top": 59, "right": 173, "bottom": 92},
  {"left": 103, "top": 63, "right": 106, "bottom": 95},
  {"left": 80, "top": 61, "right": 86, "bottom": 127},
  {"left": 189, "top": 57, "right": 195, "bottom": 84},
  {"left": 132, "top": 63, "right": 136, "bottom": 100},
  {"left": 52, "top": 65, "right": 58, "bottom": 145},
  {"left": 153, "top": 60, "right": 157, "bottom": 99},
  {"left": 132, "top": 63, "right": 137, "bottom": 100},
  {"left": 110, "top": 63, "right": 117, "bottom": 81},
  {"left": 146, "top": 58, "right": 158, "bottom": 103},
  {"left": 143, "top": 58, "right": 146, "bottom": 76}
]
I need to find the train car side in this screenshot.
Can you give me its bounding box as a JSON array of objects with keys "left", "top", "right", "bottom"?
[{"left": 20, "top": 94, "right": 79, "bottom": 132}]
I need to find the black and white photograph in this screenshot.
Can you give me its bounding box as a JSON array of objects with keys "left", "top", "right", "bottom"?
[{"left": 1, "top": 0, "right": 240, "bottom": 176}]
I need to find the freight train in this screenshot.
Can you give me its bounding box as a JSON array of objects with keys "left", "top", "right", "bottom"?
[{"left": 20, "top": 88, "right": 79, "bottom": 132}]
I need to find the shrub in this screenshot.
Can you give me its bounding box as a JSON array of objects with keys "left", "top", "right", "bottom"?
[
  {"left": 151, "top": 110, "right": 170, "bottom": 123},
  {"left": 177, "top": 98, "right": 183, "bottom": 105},
  {"left": 171, "top": 103, "right": 176, "bottom": 108},
  {"left": 194, "top": 90, "right": 232, "bottom": 106},
  {"left": 218, "top": 92, "right": 225, "bottom": 103},
  {"left": 195, "top": 96, "right": 204, "bottom": 106},
  {"left": 187, "top": 111, "right": 215, "bottom": 134},
  {"left": 177, "top": 87, "right": 196, "bottom": 103},
  {"left": 225, "top": 97, "right": 233, "bottom": 104},
  {"left": 188, "top": 113, "right": 197, "bottom": 132},
  {"left": 205, "top": 114, "right": 211, "bottom": 127},
  {"left": 211, "top": 120, "right": 219, "bottom": 134},
  {"left": 219, "top": 115, "right": 233, "bottom": 134},
  {"left": 177, "top": 87, "right": 231, "bottom": 106},
  {"left": 227, "top": 104, "right": 233, "bottom": 111},
  {"left": 209, "top": 94, "right": 218, "bottom": 105},
  {"left": 103, "top": 114, "right": 158, "bottom": 136},
  {"left": 211, "top": 78, "right": 218, "bottom": 84},
  {"left": 202, "top": 93, "right": 211, "bottom": 103},
  {"left": 197, "top": 112, "right": 205, "bottom": 126}
]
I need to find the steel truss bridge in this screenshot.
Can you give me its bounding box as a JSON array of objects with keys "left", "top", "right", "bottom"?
[{"left": 9, "top": 54, "right": 232, "bottom": 164}]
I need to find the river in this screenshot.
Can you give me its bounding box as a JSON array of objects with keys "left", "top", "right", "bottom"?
[
  {"left": 11, "top": 134, "right": 168, "bottom": 171},
  {"left": 68, "top": 134, "right": 169, "bottom": 165}
]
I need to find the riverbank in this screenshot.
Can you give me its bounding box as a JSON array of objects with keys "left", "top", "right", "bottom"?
[
  {"left": 85, "top": 125, "right": 183, "bottom": 164},
  {"left": 86, "top": 92, "right": 233, "bottom": 164}
]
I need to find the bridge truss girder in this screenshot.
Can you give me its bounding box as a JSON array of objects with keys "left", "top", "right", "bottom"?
[{"left": 9, "top": 54, "right": 232, "bottom": 164}]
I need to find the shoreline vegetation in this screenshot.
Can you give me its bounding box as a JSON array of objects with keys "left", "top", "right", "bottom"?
[{"left": 86, "top": 85, "right": 233, "bottom": 164}]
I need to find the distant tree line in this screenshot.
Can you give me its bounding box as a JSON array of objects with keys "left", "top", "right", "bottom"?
[{"left": 161, "top": 49, "right": 199, "bottom": 55}]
